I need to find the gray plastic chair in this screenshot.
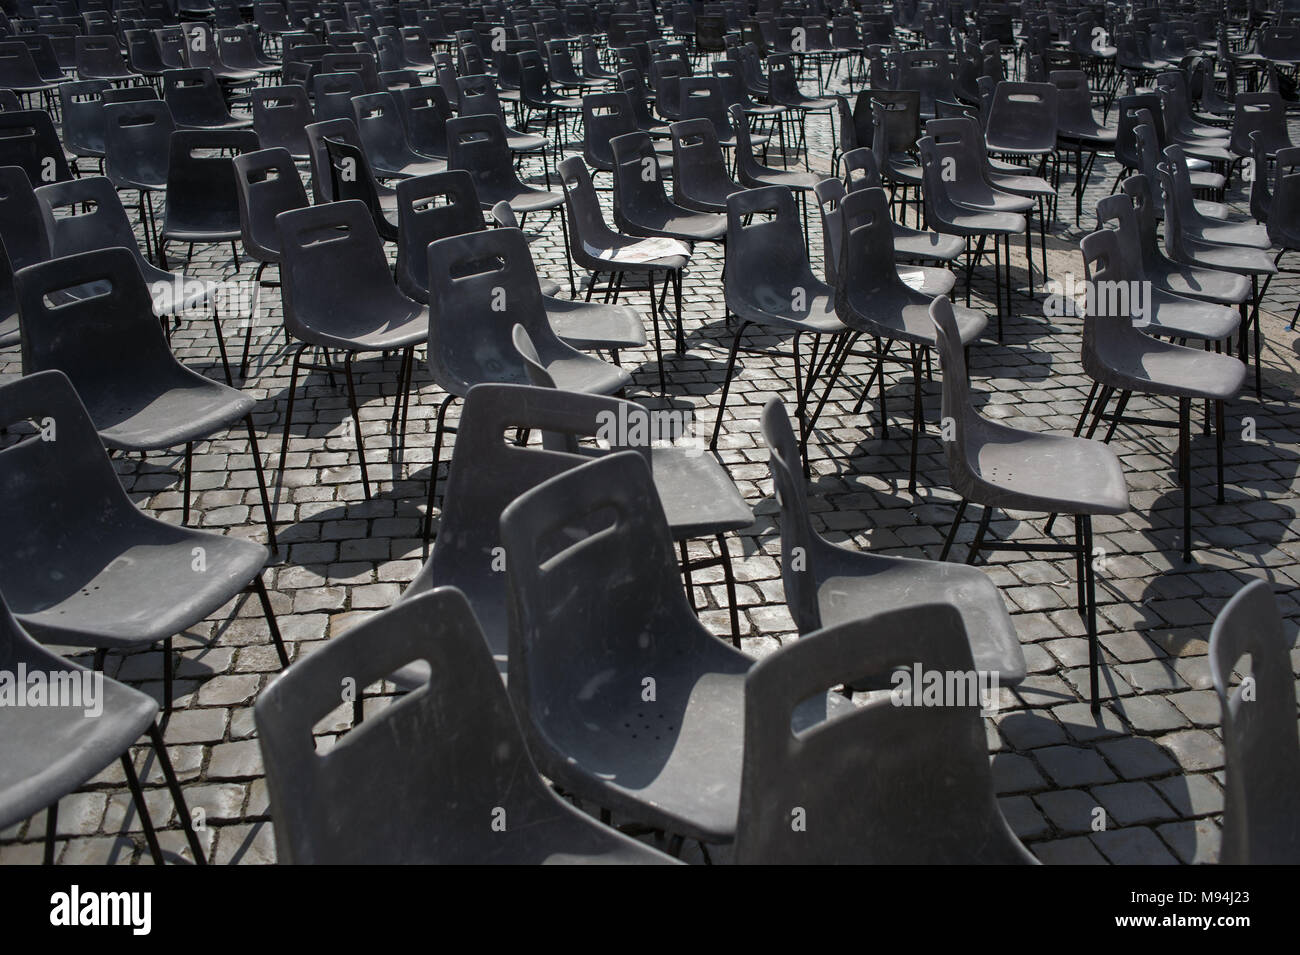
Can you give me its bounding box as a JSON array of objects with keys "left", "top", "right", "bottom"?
[
  {"left": 669, "top": 116, "right": 749, "bottom": 214},
  {"left": 254, "top": 586, "right": 674, "bottom": 864},
  {"left": 734, "top": 603, "right": 1037, "bottom": 864},
  {"left": 1111, "top": 179, "right": 1252, "bottom": 320},
  {"left": 421, "top": 226, "right": 631, "bottom": 545},
  {"left": 251, "top": 85, "right": 314, "bottom": 159},
  {"left": 930, "top": 295, "right": 1129, "bottom": 713},
  {"left": 714, "top": 184, "right": 850, "bottom": 469},
  {"left": 34, "top": 173, "right": 232, "bottom": 373},
  {"left": 0, "top": 370, "right": 286, "bottom": 718},
  {"left": 1155, "top": 162, "right": 1276, "bottom": 398},
  {"left": 555, "top": 157, "right": 680, "bottom": 387},
  {"left": 916, "top": 134, "right": 1026, "bottom": 331},
  {"left": 0, "top": 590, "right": 206, "bottom": 865},
  {"left": 231, "top": 148, "right": 310, "bottom": 375},
  {"left": 274, "top": 200, "right": 427, "bottom": 500},
  {"left": 351, "top": 89, "right": 446, "bottom": 178},
  {"left": 158, "top": 128, "right": 260, "bottom": 272},
  {"left": 837, "top": 147, "right": 965, "bottom": 268},
  {"left": 820, "top": 176, "right": 955, "bottom": 298},
  {"left": 1208, "top": 580, "right": 1300, "bottom": 865},
  {"left": 404, "top": 384, "right": 751, "bottom": 679},
  {"left": 761, "top": 397, "right": 1024, "bottom": 682},
  {"left": 831, "top": 186, "right": 988, "bottom": 491},
  {"left": 490, "top": 195, "right": 646, "bottom": 359},
  {"left": 609, "top": 130, "right": 727, "bottom": 245},
  {"left": 501, "top": 450, "right": 843, "bottom": 854},
  {"left": 15, "top": 246, "right": 279, "bottom": 553},
  {"left": 1078, "top": 227, "right": 1244, "bottom": 564}
]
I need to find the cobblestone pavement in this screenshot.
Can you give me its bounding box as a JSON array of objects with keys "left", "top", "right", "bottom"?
[{"left": 1, "top": 65, "right": 1297, "bottom": 866}]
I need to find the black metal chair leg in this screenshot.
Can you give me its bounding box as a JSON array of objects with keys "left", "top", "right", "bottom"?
[
  {"left": 342, "top": 351, "right": 371, "bottom": 499},
  {"left": 147, "top": 722, "right": 207, "bottom": 864},
  {"left": 43, "top": 803, "right": 57, "bottom": 865},
  {"left": 423, "top": 392, "right": 458, "bottom": 554},
  {"left": 120, "top": 749, "right": 165, "bottom": 864},
  {"left": 252, "top": 573, "right": 289, "bottom": 667},
  {"left": 939, "top": 498, "right": 968, "bottom": 561},
  {"left": 709, "top": 320, "right": 749, "bottom": 450},
  {"left": 966, "top": 506, "right": 993, "bottom": 565},
  {"left": 245, "top": 417, "right": 277, "bottom": 552},
  {"left": 717, "top": 533, "right": 741, "bottom": 648}
]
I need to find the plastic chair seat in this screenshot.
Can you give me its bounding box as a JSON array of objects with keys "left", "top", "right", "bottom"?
[
  {"left": 506, "top": 129, "right": 548, "bottom": 152},
  {"left": 893, "top": 225, "right": 965, "bottom": 262},
  {"left": 845, "top": 287, "right": 987, "bottom": 346},
  {"left": 1150, "top": 263, "right": 1251, "bottom": 306},
  {"left": 307, "top": 301, "right": 427, "bottom": 352},
  {"left": 989, "top": 171, "right": 1056, "bottom": 199},
  {"left": 1176, "top": 239, "right": 1278, "bottom": 276},
  {"left": 0, "top": 649, "right": 157, "bottom": 828},
  {"left": 481, "top": 184, "right": 563, "bottom": 215},
  {"left": 531, "top": 350, "right": 633, "bottom": 395},
  {"left": 14, "top": 528, "right": 269, "bottom": 651},
  {"left": 966, "top": 421, "right": 1130, "bottom": 515},
  {"left": 902, "top": 264, "right": 957, "bottom": 297},
  {"left": 1058, "top": 125, "right": 1117, "bottom": 147},
  {"left": 814, "top": 551, "right": 1025, "bottom": 682},
  {"left": 92, "top": 372, "right": 257, "bottom": 451},
  {"left": 1092, "top": 329, "right": 1245, "bottom": 402},
  {"left": 731, "top": 284, "right": 845, "bottom": 336},
  {"left": 544, "top": 297, "right": 647, "bottom": 352},
  {"left": 739, "top": 165, "right": 820, "bottom": 191},
  {"left": 1141, "top": 288, "right": 1242, "bottom": 341},
  {"left": 649, "top": 447, "right": 755, "bottom": 538},
  {"left": 623, "top": 208, "right": 726, "bottom": 243},
  {"left": 1182, "top": 219, "right": 1272, "bottom": 250}
]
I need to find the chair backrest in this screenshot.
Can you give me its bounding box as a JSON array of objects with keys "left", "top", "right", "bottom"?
[
  {"left": 445, "top": 113, "right": 519, "bottom": 204},
  {"left": 163, "top": 67, "right": 235, "bottom": 130},
  {"left": 164, "top": 128, "right": 258, "bottom": 234},
  {"left": 102, "top": 98, "right": 175, "bottom": 189},
  {"left": 397, "top": 84, "right": 452, "bottom": 160},
  {"left": 312, "top": 68, "right": 367, "bottom": 123},
  {"left": 35, "top": 175, "right": 155, "bottom": 280},
  {"left": 1228, "top": 92, "right": 1286, "bottom": 159},
  {"left": 232, "top": 147, "right": 309, "bottom": 264},
  {"left": 760, "top": 397, "right": 826, "bottom": 633},
  {"left": 0, "top": 165, "right": 51, "bottom": 271},
  {"left": 60, "top": 79, "right": 113, "bottom": 157},
  {"left": 424, "top": 225, "right": 555, "bottom": 395},
  {"left": 0, "top": 369, "right": 148, "bottom": 606},
  {"left": 14, "top": 246, "right": 179, "bottom": 401},
  {"left": 928, "top": 294, "right": 981, "bottom": 490},
  {"left": 393, "top": 169, "right": 484, "bottom": 302},
  {"left": 0, "top": 110, "right": 72, "bottom": 186},
  {"left": 724, "top": 184, "right": 820, "bottom": 310},
  {"left": 275, "top": 199, "right": 407, "bottom": 342},
  {"left": 984, "top": 80, "right": 1057, "bottom": 151},
  {"left": 499, "top": 450, "right": 711, "bottom": 741},
  {"left": 255, "top": 585, "right": 589, "bottom": 864},
  {"left": 321, "top": 50, "right": 380, "bottom": 92},
  {"left": 583, "top": 91, "right": 637, "bottom": 171},
  {"left": 1208, "top": 579, "right": 1300, "bottom": 864},
  {"left": 670, "top": 116, "right": 735, "bottom": 207},
  {"left": 556, "top": 156, "right": 624, "bottom": 272},
  {"left": 352, "top": 89, "right": 420, "bottom": 170},
  {"left": 251, "top": 85, "right": 313, "bottom": 158},
  {"left": 1116, "top": 92, "right": 1165, "bottom": 169},
  {"left": 735, "top": 602, "right": 1034, "bottom": 864},
  {"left": 303, "top": 117, "right": 360, "bottom": 203}
]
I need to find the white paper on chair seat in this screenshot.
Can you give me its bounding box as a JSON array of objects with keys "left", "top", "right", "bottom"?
[
  {"left": 898, "top": 269, "right": 926, "bottom": 291},
  {"left": 583, "top": 236, "right": 692, "bottom": 264}
]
